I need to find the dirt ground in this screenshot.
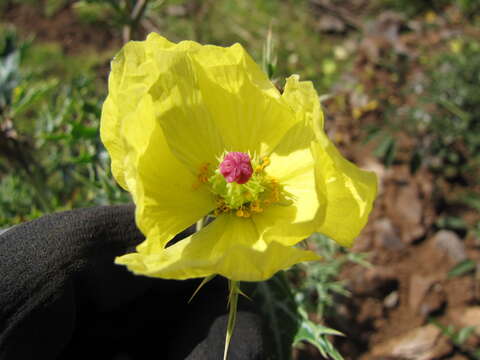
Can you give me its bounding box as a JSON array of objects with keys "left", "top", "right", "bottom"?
[
  {"left": 318, "top": 3, "right": 480, "bottom": 357},
  {"left": 328, "top": 159, "right": 480, "bottom": 359},
  {"left": 1, "top": 2, "right": 119, "bottom": 54},
  {"left": 2, "top": 1, "right": 480, "bottom": 359}
]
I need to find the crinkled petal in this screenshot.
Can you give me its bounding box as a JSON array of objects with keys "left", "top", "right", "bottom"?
[
  {"left": 312, "top": 132, "right": 378, "bottom": 247},
  {"left": 108, "top": 92, "right": 216, "bottom": 252},
  {"left": 253, "top": 75, "right": 327, "bottom": 245},
  {"left": 282, "top": 74, "right": 324, "bottom": 129},
  {"left": 115, "top": 214, "right": 320, "bottom": 281},
  {"left": 132, "top": 35, "right": 223, "bottom": 172},
  {"left": 100, "top": 38, "right": 163, "bottom": 189},
  {"left": 101, "top": 96, "right": 126, "bottom": 189},
  {"left": 135, "top": 34, "right": 299, "bottom": 171},
  {"left": 267, "top": 74, "right": 376, "bottom": 248},
  {"left": 101, "top": 34, "right": 217, "bottom": 250},
  {"left": 254, "top": 145, "right": 321, "bottom": 246},
  {"left": 189, "top": 43, "right": 298, "bottom": 156}
]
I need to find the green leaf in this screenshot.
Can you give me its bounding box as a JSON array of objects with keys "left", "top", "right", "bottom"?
[
  {"left": 45, "top": 0, "right": 68, "bottom": 17},
  {"left": 262, "top": 26, "right": 277, "bottom": 80},
  {"left": 0, "top": 31, "right": 21, "bottom": 109},
  {"left": 430, "top": 318, "right": 455, "bottom": 337},
  {"left": 410, "top": 148, "right": 422, "bottom": 174},
  {"left": 70, "top": 153, "right": 95, "bottom": 164},
  {"left": 12, "top": 81, "right": 56, "bottom": 116},
  {"left": 453, "top": 326, "right": 476, "bottom": 345},
  {"left": 43, "top": 134, "right": 71, "bottom": 141},
  {"left": 71, "top": 122, "right": 98, "bottom": 140},
  {"left": 460, "top": 193, "right": 480, "bottom": 212},
  {"left": 448, "top": 259, "right": 476, "bottom": 278},
  {"left": 362, "top": 126, "right": 382, "bottom": 144},
  {"left": 473, "top": 348, "right": 480, "bottom": 359},
  {"left": 294, "top": 320, "right": 344, "bottom": 341},
  {"left": 293, "top": 306, "right": 344, "bottom": 360},
  {"left": 374, "top": 135, "right": 397, "bottom": 167},
  {"left": 436, "top": 216, "right": 467, "bottom": 231},
  {"left": 267, "top": 63, "right": 276, "bottom": 80}
]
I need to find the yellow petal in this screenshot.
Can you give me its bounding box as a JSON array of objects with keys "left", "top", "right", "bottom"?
[
  {"left": 101, "top": 35, "right": 216, "bottom": 251},
  {"left": 312, "top": 132, "right": 378, "bottom": 247},
  {"left": 190, "top": 43, "right": 298, "bottom": 156},
  {"left": 116, "top": 215, "right": 320, "bottom": 281},
  {"left": 255, "top": 144, "right": 323, "bottom": 246},
  {"left": 147, "top": 48, "right": 225, "bottom": 172},
  {"left": 100, "top": 39, "right": 161, "bottom": 189},
  {"left": 113, "top": 92, "right": 215, "bottom": 252},
  {"left": 254, "top": 75, "right": 327, "bottom": 245},
  {"left": 126, "top": 34, "right": 300, "bottom": 171},
  {"left": 282, "top": 74, "right": 324, "bottom": 129},
  {"left": 138, "top": 95, "right": 216, "bottom": 251},
  {"left": 100, "top": 96, "right": 127, "bottom": 189}
]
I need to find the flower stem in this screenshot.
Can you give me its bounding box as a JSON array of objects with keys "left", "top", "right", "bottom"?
[
  {"left": 194, "top": 217, "right": 239, "bottom": 360},
  {"left": 224, "top": 280, "right": 239, "bottom": 360}
]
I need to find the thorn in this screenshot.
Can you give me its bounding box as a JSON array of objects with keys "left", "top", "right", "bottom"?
[{"left": 188, "top": 274, "right": 216, "bottom": 303}]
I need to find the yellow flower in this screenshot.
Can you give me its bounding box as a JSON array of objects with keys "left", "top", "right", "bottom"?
[{"left": 100, "top": 33, "right": 377, "bottom": 282}]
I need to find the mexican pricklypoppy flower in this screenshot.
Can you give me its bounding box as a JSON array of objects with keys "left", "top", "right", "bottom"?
[{"left": 100, "top": 33, "right": 377, "bottom": 282}]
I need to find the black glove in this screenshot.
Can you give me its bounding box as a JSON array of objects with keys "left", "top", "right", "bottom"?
[{"left": 0, "top": 205, "right": 264, "bottom": 360}]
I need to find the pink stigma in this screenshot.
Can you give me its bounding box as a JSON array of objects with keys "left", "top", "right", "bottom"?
[{"left": 219, "top": 152, "right": 253, "bottom": 184}]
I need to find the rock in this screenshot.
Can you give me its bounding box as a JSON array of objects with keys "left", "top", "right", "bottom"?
[
  {"left": 370, "top": 324, "right": 452, "bottom": 360},
  {"left": 433, "top": 230, "right": 467, "bottom": 264},
  {"left": 317, "top": 14, "right": 347, "bottom": 33},
  {"left": 396, "top": 185, "right": 424, "bottom": 243},
  {"left": 348, "top": 266, "right": 398, "bottom": 297},
  {"left": 409, "top": 275, "right": 440, "bottom": 314},
  {"left": 451, "top": 307, "right": 480, "bottom": 336},
  {"left": 384, "top": 291, "right": 399, "bottom": 309},
  {"left": 450, "top": 355, "right": 470, "bottom": 360},
  {"left": 387, "top": 183, "right": 425, "bottom": 244},
  {"left": 374, "top": 218, "right": 404, "bottom": 250}
]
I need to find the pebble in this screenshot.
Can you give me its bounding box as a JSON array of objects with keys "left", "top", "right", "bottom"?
[{"left": 433, "top": 230, "right": 467, "bottom": 264}]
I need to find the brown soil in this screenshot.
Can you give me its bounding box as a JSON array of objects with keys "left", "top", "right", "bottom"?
[
  {"left": 327, "top": 164, "right": 480, "bottom": 359},
  {"left": 304, "top": 2, "right": 480, "bottom": 357},
  {"left": 1, "top": 1, "right": 119, "bottom": 54}
]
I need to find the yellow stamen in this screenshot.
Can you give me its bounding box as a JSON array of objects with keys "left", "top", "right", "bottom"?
[
  {"left": 255, "top": 156, "right": 271, "bottom": 172},
  {"left": 193, "top": 162, "right": 211, "bottom": 190},
  {"left": 210, "top": 164, "right": 282, "bottom": 218},
  {"left": 198, "top": 163, "right": 210, "bottom": 183},
  {"left": 262, "top": 156, "right": 270, "bottom": 167},
  {"left": 250, "top": 201, "right": 263, "bottom": 213}
]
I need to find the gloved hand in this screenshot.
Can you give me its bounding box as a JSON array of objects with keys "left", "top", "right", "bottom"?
[{"left": 0, "top": 205, "right": 264, "bottom": 360}]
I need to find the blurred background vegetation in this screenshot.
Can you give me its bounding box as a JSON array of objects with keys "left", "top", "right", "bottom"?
[{"left": 1, "top": 0, "right": 479, "bottom": 359}]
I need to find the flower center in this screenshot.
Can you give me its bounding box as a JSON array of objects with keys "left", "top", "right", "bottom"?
[
  {"left": 219, "top": 152, "right": 253, "bottom": 184},
  {"left": 193, "top": 152, "right": 291, "bottom": 218}
]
